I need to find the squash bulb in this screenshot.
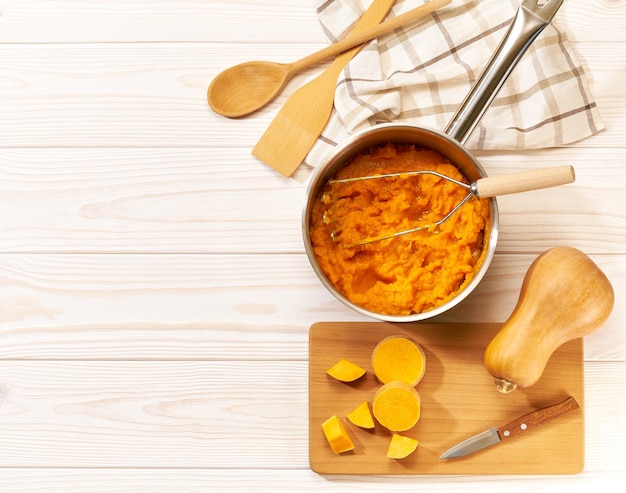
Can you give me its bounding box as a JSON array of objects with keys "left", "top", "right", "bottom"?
[{"left": 484, "top": 247, "right": 614, "bottom": 393}]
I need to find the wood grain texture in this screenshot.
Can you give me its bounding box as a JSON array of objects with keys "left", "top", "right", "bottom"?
[
  {"left": 0, "top": 361, "right": 626, "bottom": 482},
  {"left": 0, "top": 0, "right": 621, "bottom": 43},
  {"left": 0, "top": 0, "right": 625, "bottom": 490},
  {"left": 0, "top": 361, "right": 622, "bottom": 474},
  {"left": 0, "top": 468, "right": 624, "bottom": 493},
  {"left": 0, "top": 43, "right": 623, "bottom": 149},
  {"left": 309, "top": 322, "right": 583, "bottom": 475},
  {"left": 0, "top": 148, "right": 624, "bottom": 254},
  {"left": 0, "top": 0, "right": 330, "bottom": 44},
  {"left": 0, "top": 253, "right": 624, "bottom": 361},
  {"left": 0, "top": 360, "right": 308, "bottom": 468},
  {"left": 497, "top": 396, "right": 580, "bottom": 440}
]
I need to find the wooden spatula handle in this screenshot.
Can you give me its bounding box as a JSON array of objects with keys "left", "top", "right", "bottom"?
[
  {"left": 475, "top": 165, "right": 575, "bottom": 198},
  {"left": 498, "top": 396, "right": 580, "bottom": 440}
]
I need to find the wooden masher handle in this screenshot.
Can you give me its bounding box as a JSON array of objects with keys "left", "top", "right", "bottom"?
[{"left": 475, "top": 165, "right": 575, "bottom": 198}]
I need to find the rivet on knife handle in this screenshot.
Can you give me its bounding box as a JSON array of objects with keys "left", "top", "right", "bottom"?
[{"left": 498, "top": 396, "right": 580, "bottom": 440}]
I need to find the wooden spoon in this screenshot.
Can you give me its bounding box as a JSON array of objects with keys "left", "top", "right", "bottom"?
[{"left": 208, "top": 0, "right": 451, "bottom": 118}]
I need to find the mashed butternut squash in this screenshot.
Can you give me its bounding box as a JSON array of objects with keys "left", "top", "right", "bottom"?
[{"left": 310, "top": 144, "right": 490, "bottom": 316}]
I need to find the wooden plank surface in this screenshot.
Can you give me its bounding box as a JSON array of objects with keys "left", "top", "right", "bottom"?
[
  {"left": 309, "top": 322, "right": 583, "bottom": 475},
  {"left": 0, "top": 360, "right": 308, "bottom": 468},
  {"left": 0, "top": 148, "right": 624, "bottom": 254},
  {"left": 0, "top": 253, "right": 623, "bottom": 361},
  {"left": 0, "top": 0, "right": 621, "bottom": 43},
  {"left": 0, "top": 0, "right": 625, "bottom": 490},
  {"left": 0, "top": 42, "right": 623, "bottom": 149}
]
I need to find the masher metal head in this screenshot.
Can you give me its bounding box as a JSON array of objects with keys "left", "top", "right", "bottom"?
[{"left": 325, "top": 165, "right": 575, "bottom": 248}]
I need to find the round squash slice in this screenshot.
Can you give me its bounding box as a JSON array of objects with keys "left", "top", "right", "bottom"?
[
  {"left": 371, "top": 336, "right": 426, "bottom": 386},
  {"left": 372, "top": 380, "right": 421, "bottom": 432}
]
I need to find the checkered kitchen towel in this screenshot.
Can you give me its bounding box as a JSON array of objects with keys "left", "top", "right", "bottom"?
[{"left": 304, "top": 0, "right": 604, "bottom": 167}]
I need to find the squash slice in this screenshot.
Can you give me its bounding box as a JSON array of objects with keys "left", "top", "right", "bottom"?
[
  {"left": 371, "top": 336, "right": 425, "bottom": 386},
  {"left": 321, "top": 415, "right": 355, "bottom": 454},
  {"left": 347, "top": 401, "right": 375, "bottom": 429},
  {"left": 387, "top": 434, "right": 419, "bottom": 459},
  {"left": 326, "top": 358, "right": 366, "bottom": 382},
  {"left": 372, "top": 380, "right": 421, "bottom": 432}
]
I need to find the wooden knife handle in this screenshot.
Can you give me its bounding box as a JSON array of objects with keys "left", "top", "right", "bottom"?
[{"left": 498, "top": 396, "right": 580, "bottom": 440}]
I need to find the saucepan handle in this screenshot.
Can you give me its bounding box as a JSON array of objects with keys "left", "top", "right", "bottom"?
[{"left": 445, "top": 0, "right": 564, "bottom": 145}]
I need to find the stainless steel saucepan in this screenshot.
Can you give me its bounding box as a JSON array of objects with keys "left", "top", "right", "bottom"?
[{"left": 303, "top": 0, "right": 565, "bottom": 322}]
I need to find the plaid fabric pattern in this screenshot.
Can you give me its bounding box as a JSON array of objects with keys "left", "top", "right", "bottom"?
[{"left": 305, "top": 0, "right": 604, "bottom": 168}]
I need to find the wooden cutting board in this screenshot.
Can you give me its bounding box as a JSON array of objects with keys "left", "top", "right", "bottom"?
[{"left": 309, "top": 322, "right": 584, "bottom": 475}]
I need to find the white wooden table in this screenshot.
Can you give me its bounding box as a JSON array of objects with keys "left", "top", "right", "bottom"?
[{"left": 0, "top": 0, "right": 624, "bottom": 491}]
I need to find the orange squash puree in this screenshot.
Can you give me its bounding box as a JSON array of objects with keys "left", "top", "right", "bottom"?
[{"left": 309, "top": 143, "right": 490, "bottom": 316}]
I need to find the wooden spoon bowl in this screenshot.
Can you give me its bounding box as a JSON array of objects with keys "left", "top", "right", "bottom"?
[
  {"left": 207, "top": 0, "right": 451, "bottom": 118},
  {"left": 207, "top": 61, "right": 290, "bottom": 118}
]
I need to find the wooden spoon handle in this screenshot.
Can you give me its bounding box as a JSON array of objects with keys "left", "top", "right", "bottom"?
[
  {"left": 474, "top": 165, "right": 575, "bottom": 198},
  {"left": 291, "top": 0, "right": 451, "bottom": 73},
  {"left": 498, "top": 397, "right": 580, "bottom": 440}
]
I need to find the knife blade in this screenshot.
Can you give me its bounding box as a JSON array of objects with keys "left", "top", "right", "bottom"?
[{"left": 439, "top": 396, "right": 580, "bottom": 460}]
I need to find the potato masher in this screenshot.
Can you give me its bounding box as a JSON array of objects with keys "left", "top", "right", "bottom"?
[{"left": 326, "top": 165, "right": 575, "bottom": 247}]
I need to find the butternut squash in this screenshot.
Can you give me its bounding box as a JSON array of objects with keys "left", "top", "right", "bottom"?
[
  {"left": 321, "top": 415, "right": 355, "bottom": 454},
  {"left": 386, "top": 434, "right": 419, "bottom": 459},
  {"left": 326, "top": 358, "right": 366, "bottom": 382},
  {"left": 371, "top": 335, "right": 426, "bottom": 386},
  {"left": 347, "top": 401, "right": 375, "bottom": 429},
  {"left": 484, "top": 247, "right": 614, "bottom": 393},
  {"left": 372, "top": 380, "right": 421, "bottom": 432}
]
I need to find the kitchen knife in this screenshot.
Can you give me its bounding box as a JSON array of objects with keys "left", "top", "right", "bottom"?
[{"left": 439, "top": 396, "right": 580, "bottom": 460}]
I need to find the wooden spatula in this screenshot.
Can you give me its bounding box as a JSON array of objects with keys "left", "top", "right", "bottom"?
[{"left": 252, "top": 0, "right": 408, "bottom": 177}]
